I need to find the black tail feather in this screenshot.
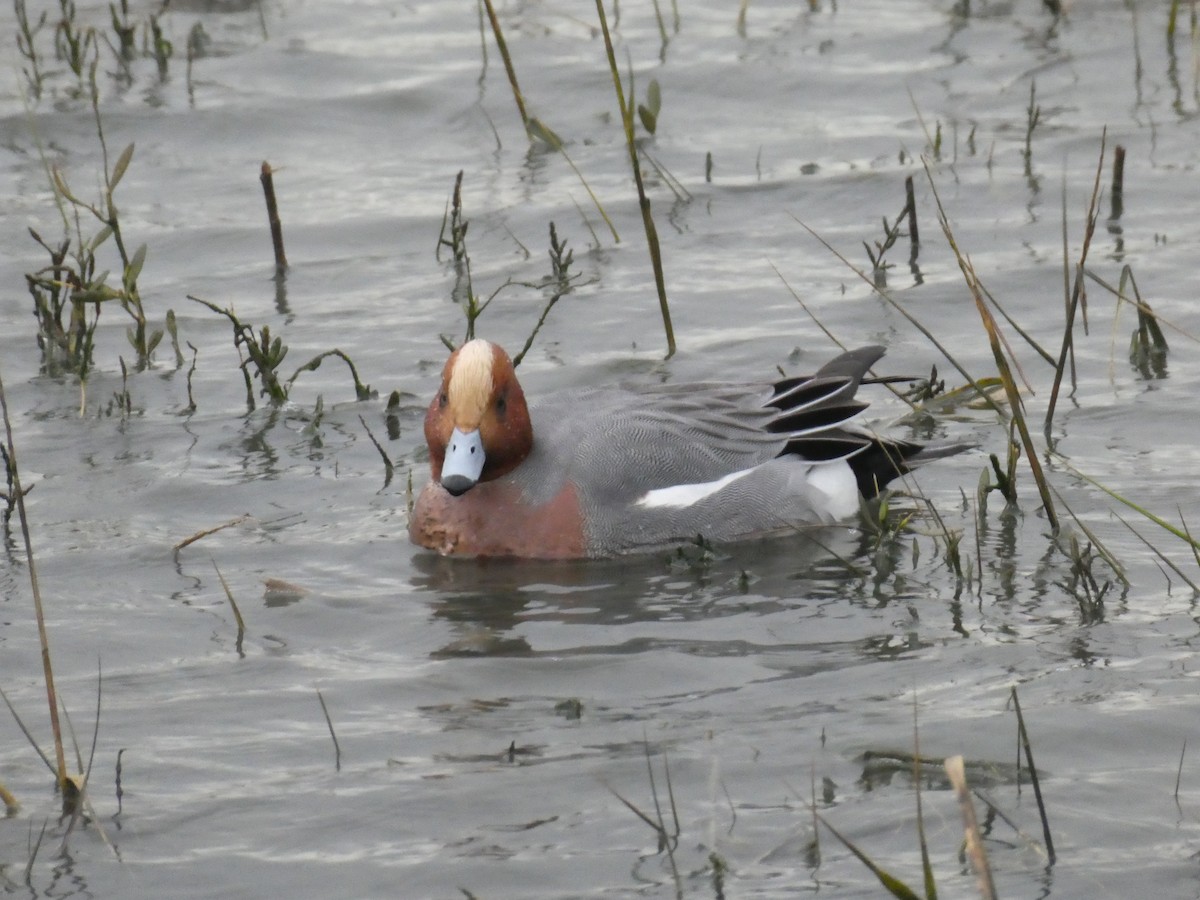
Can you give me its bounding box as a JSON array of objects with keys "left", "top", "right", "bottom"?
[{"left": 767, "top": 346, "right": 971, "bottom": 494}]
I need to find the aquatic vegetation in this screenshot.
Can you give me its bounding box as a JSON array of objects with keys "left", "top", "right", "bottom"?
[
  {"left": 14, "top": 0, "right": 48, "bottom": 99},
  {"left": 862, "top": 176, "right": 921, "bottom": 287},
  {"left": 595, "top": 0, "right": 675, "bottom": 356},
  {"left": 4, "top": 1, "right": 1200, "bottom": 893},
  {"left": 14, "top": 0, "right": 183, "bottom": 101},
  {"left": 477, "top": 0, "right": 618, "bottom": 242},
  {"left": 25, "top": 66, "right": 169, "bottom": 382},
  {"left": 188, "top": 296, "right": 374, "bottom": 408},
  {"left": 610, "top": 689, "right": 1055, "bottom": 899},
  {"left": 0, "top": 372, "right": 72, "bottom": 808},
  {"left": 436, "top": 171, "right": 591, "bottom": 356}
]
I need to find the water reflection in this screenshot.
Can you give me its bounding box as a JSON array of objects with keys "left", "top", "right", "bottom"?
[{"left": 409, "top": 524, "right": 969, "bottom": 660}]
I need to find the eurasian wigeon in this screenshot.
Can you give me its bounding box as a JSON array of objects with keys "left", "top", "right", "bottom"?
[{"left": 408, "top": 339, "right": 965, "bottom": 559}]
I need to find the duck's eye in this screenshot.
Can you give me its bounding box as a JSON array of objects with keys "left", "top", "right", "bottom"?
[
  {"left": 495, "top": 394, "right": 507, "bottom": 415},
  {"left": 439, "top": 392, "right": 449, "bottom": 408}
]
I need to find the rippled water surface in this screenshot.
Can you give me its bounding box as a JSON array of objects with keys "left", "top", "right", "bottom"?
[{"left": 2, "top": 0, "right": 1200, "bottom": 897}]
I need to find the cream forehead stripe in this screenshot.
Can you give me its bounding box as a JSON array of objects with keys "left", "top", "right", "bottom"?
[{"left": 448, "top": 340, "right": 496, "bottom": 423}]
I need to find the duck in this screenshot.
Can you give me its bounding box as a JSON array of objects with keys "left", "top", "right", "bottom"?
[{"left": 408, "top": 339, "right": 965, "bottom": 559}]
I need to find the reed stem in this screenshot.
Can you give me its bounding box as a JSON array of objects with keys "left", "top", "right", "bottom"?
[{"left": 0, "top": 366, "right": 68, "bottom": 793}]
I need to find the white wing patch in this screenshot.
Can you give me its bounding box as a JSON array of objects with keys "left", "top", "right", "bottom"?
[
  {"left": 635, "top": 468, "right": 756, "bottom": 509},
  {"left": 803, "top": 462, "right": 859, "bottom": 520}
]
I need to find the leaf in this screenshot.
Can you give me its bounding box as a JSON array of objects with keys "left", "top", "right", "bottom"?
[
  {"left": 147, "top": 329, "right": 164, "bottom": 356},
  {"left": 111, "top": 143, "right": 135, "bottom": 189},
  {"left": 89, "top": 225, "right": 114, "bottom": 252},
  {"left": 126, "top": 243, "right": 147, "bottom": 285},
  {"left": 527, "top": 117, "right": 563, "bottom": 150},
  {"left": 72, "top": 284, "right": 122, "bottom": 304},
  {"left": 637, "top": 104, "right": 657, "bottom": 135},
  {"left": 51, "top": 167, "right": 80, "bottom": 204},
  {"left": 638, "top": 80, "right": 661, "bottom": 134}
]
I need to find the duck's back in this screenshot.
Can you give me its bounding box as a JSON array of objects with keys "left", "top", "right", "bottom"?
[{"left": 514, "top": 382, "right": 852, "bottom": 555}]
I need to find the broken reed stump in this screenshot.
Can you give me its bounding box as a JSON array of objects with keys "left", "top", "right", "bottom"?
[
  {"left": 904, "top": 173, "right": 919, "bottom": 263},
  {"left": 1109, "top": 144, "right": 1125, "bottom": 221},
  {"left": 260, "top": 161, "right": 288, "bottom": 274}
]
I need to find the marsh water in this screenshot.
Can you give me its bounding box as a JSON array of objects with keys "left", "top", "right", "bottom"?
[{"left": 2, "top": 0, "right": 1200, "bottom": 896}]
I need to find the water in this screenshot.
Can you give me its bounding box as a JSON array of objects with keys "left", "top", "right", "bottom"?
[{"left": 2, "top": 0, "right": 1200, "bottom": 896}]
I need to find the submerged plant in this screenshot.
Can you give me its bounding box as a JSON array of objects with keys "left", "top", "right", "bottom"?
[{"left": 188, "top": 296, "right": 374, "bottom": 408}]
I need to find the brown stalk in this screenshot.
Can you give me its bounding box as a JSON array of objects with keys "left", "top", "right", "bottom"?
[
  {"left": 260, "top": 161, "right": 288, "bottom": 274},
  {"left": 923, "top": 162, "right": 1059, "bottom": 531},
  {"left": 0, "top": 367, "right": 68, "bottom": 793},
  {"left": 944, "top": 755, "right": 997, "bottom": 899},
  {"left": 595, "top": 0, "right": 675, "bottom": 357},
  {"left": 479, "top": 0, "right": 529, "bottom": 132}
]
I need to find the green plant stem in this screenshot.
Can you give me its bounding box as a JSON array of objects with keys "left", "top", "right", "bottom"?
[{"left": 594, "top": 0, "right": 675, "bottom": 358}]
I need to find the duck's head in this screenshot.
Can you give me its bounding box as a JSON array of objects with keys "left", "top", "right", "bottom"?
[{"left": 424, "top": 339, "right": 533, "bottom": 496}]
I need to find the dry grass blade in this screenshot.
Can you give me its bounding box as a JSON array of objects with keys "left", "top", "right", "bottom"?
[
  {"left": 212, "top": 560, "right": 246, "bottom": 657},
  {"left": 1085, "top": 266, "right": 1200, "bottom": 345},
  {"left": 479, "top": 0, "right": 529, "bottom": 131},
  {"left": 1180, "top": 511, "right": 1200, "bottom": 570},
  {"left": 770, "top": 260, "right": 846, "bottom": 350},
  {"left": 62, "top": 662, "right": 119, "bottom": 860},
  {"left": 971, "top": 787, "right": 1050, "bottom": 861},
  {"left": 1051, "top": 451, "right": 1200, "bottom": 553},
  {"left": 1113, "top": 511, "right": 1199, "bottom": 593},
  {"left": 976, "top": 278, "right": 1056, "bottom": 368},
  {"left": 1039, "top": 480, "right": 1126, "bottom": 584},
  {"left": 173, "top": 514, "right": 252, "bottom": 553},
  {"left": 1010, "top": 687, "right": 1055, "bottom": 865},
  {"left": 0, "top": 365, "right": 68, "bottom": 792},
  {"left": 944, "top": 755, "right": 997, "bottom": 900},
  {"left": 922, "top": 164, "right": 1058, "bottom": 531},
  {"left": 973, "top": 266, "right": 1056, "bottom": 528},
  {"left": 1045, "top": 132, "right": 1106, "bottom": 436},
  {"left": 911, "top": 694, "right": 936, "bottom": 899},
  {"left": 606, "top": 783, "right": 663, "bottom": 833},
  {"left": 792, "top": 215, "right": 999, "bottom": 418},
  {"left": 608, "top": 739, "right": 682, "bottom": 898},
  {"left": 475, "top": 4, "right": 618, "bottom": 243},
  {"left": 525, "top": 120, "right": 620, "bottom": 243},
  {"left": 813, "top": 810, "right": 923, "bottom": 899},
  {"left": 0, "top": 780, "right": 17, "bottom": 816},
  {"left": 24, "top": 818, "right": 49, "bottom": 885},
  {"left": 0, "top": 686, "right": 56, "bottom": 776},
  {"left": 316, "top": 689, "right": 342, "bottom": 772}
]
